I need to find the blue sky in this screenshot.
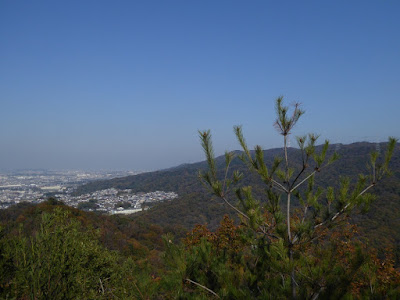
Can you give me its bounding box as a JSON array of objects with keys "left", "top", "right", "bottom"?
[{"left": 1, "top": 1, "right": 399, "bottom": 171}]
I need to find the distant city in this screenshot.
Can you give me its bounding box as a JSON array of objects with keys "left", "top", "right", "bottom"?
[{"left": 0, "top": 170, "right": 178, "bottom": 214}]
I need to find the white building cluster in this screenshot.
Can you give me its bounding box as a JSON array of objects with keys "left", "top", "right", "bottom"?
[{"left": 56, "top": 188, "right": 178, "bottom": 214}]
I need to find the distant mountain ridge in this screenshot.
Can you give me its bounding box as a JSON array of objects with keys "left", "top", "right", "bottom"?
[{"left": 74, "top": 141, "right": 396, "bottom": 196}]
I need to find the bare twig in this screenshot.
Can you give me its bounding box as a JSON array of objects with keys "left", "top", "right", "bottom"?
[
  {"left": 291, "top": 170, "right": 317, "bottom": 192},
  {"left": 293, "top": 230, "right": 326, "bottom": 245},
  {"left": 133, "top": 280, "right": 145, "bottom": 299},
  {"left": 99, "top": 278, "right": 105, "bottom": 295},
  {"left": 258, "top": 224, "right": 279, "bottom": 240},
  {"left": 311, "top": 287, "right": 324, "bottom": 300},
  {"left": 271, "top": 179, "right": 288, "bottom": 193},
  {"left": 301, "top": 205, "right": 309, "bottom": 224},
  {"left": 290, "top": 166, "right": 307, "bottom": 190},
  {"left": 186, "top": 278, "right": 220, "bottom": 298},
  {"left": 291, "top": 160, "right": 333, "bottom": 192},
  {"left": 221, "top": 196, "right": 250, "bottom": 220},
  {"left": 222, "top": 154, "right": 233, "bottom": 193}
]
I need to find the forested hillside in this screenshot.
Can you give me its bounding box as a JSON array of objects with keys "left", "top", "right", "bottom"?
[
  {"left": 1, "top": 198, "right": 399, "bottom": 299},
  {"left": 76, "top": 142, "right": 400, "bottom": 260}
]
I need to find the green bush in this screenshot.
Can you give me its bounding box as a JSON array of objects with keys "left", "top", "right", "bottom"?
[{"left": 0, "top": 207, "right": 156, "bottom": 299}]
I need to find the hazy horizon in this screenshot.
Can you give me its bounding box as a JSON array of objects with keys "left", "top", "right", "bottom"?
[
  {"left": 1, "top": 1, "right": 399, "bottom": 171},
  {"left": 0, "top": 139, "right": 392, "bottom": 173}
]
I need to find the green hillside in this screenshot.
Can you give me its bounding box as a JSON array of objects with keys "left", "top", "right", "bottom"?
[{"left": 75, "top": 142, "right": 400, "bottom": 261}]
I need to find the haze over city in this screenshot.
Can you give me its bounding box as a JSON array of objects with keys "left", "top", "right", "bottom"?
[{"left": 1, "top": 1, "right": 399, "bottom": 171}]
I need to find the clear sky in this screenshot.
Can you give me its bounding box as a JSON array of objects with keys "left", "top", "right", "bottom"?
[{"left": 1, "top": 1, "right": 399, "bottom": 171}]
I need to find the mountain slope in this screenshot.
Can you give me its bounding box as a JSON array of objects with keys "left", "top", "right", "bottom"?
[{"left": 75, "top": 142, "right": 400, "bottom": 259}]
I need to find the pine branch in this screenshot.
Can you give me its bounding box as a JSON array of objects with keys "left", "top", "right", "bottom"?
[{"left": 314, "top": 183, "right": 375, "bottom": 229}]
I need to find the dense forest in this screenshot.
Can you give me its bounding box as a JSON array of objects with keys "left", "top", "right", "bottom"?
[
  {"left": 1, "top": 100, "right": 400, "bottom": 298},
  {"left": 1, "top": 197, "right": 399, "bottom": 299}
]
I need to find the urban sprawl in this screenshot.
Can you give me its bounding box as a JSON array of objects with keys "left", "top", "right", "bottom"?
[{"left": 0, "top": 170, "right": 178, "bottom": 214}]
